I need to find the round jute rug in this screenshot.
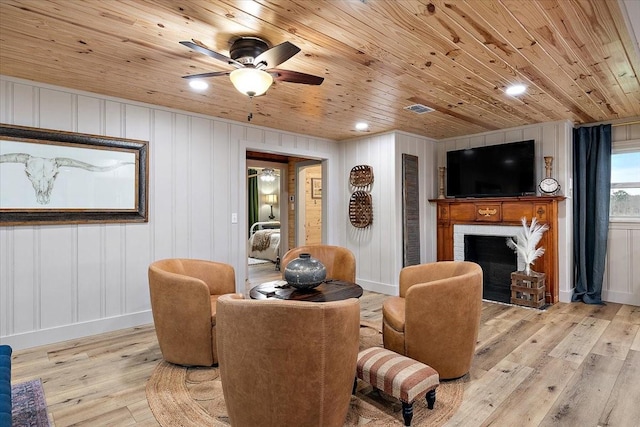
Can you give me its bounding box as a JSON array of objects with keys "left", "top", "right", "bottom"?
[{"left": 146, "top": 322, "right": 465, "bottom": 426}]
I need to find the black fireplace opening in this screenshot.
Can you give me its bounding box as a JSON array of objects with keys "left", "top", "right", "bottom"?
[{"left": 464, "top": 235, "right": 517, "bottom": 303}]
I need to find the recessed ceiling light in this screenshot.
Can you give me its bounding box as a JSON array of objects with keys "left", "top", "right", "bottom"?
[
  {"left": 355, "top": 122, "right": 369, "bottom": 131},
  {"left": 189, "top": 80, "right": 209, "bottom": 90},
  {"left": 505, "top": 84, "right": 526, "bottom": 96}
]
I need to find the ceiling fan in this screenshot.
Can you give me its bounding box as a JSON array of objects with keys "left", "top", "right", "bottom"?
[
  {"left": 248, "top": 168, "right": 280, "bottom": 182},
  {"left": 180, "top": 37, "right": 324, "bottom": 97}
]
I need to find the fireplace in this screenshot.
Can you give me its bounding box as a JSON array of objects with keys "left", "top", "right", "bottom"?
[
  {"left": 453, "top": 224, "right": 525, "bottom": 304},
  {"left": 464, "top": 235, "right": 516, "bottom": 303},
  {"left": 432, "top": 196, "right": 563, "bottom": 304}
]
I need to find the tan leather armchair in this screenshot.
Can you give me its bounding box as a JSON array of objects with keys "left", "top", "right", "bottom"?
[
  {"left": 216, "top": 294, "right": 360, "bottom": 427},
  {"left": 383, "top": 261, "right": 483, "bottom": 380},
  {"left": 281, "top": 245, "right": 356, "bottom": 282},
  {"left": 148, "top": 258, "right": 236, "bottom": 366}
]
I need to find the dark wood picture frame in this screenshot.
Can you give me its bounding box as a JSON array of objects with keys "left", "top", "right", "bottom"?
[
  {"left": 311, "top": 178, "right": 322, "bottom": 199},
  {"left": 0, "top": 124, "right": 149, "bottom": 226}
]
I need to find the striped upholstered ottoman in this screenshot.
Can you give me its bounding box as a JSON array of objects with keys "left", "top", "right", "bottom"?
[{"left": 355, "top": 347, "right": 439, "bottom": 426}]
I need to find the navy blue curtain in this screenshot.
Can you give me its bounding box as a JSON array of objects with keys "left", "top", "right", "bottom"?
[
  {"left": 248, "top": 169, "right": 259, "bottom": 238},
  {"left": 572, "top": 124, "right": 611, "bottom": 304}
]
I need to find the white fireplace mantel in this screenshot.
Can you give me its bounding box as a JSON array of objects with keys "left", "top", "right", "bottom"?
[{"left": 453, "top": 224, "right": 526, "bottom": 271}]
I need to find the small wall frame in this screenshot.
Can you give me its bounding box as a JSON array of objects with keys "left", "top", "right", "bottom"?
[{"left": 311, "top": 177, "right": 322, "bottom": 199}]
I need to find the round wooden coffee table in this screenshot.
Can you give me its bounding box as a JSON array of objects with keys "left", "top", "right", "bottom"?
[{"left": 250, "top": 279, "right": 363, "bottom": 302}]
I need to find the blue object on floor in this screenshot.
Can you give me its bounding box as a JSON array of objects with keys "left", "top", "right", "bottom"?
[{"left": 0, "top": 344, "right": 12, "bottom": 427}]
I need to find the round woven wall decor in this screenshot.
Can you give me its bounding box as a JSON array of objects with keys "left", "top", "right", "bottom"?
[
  {"left": 349, "top": 191, "right": 373, "bottom": 228},
  {"left": 349, "top": 165, "right": 374, "bottom": 187}
]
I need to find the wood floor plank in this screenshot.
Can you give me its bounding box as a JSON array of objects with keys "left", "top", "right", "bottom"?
[
  {"left": 128, "top": 398, "right": 159, "bottom": 423},
  {"left": 506, "top": 320, "right": 578, "bottom": 368},
  {"left": 41, "top": 347, "right": 162, "bottom": 401},
  {"left": 591, "top": 317, "right": 639, "bottom": 361},
  {"left": 556, "top": 301, "right": 620, "bottom": 320},
  {"left": 476, "top": 317, "right": 519, "bottom": 349},
  {"left": 585, "top": 302, "right": 624, "bottom": 321},
  {"left": 58, "top": 406, "right": 137, "bottom": 427},
  {"left": 538, "top": 354, "right": 625, "bottom": 426},
  {"left": 444, "top": 359, "right": 534, "bottom": 426},
  {"left": 49, "top": 381, "right": 151, "bottom": 426},
  {"left": 615, "top": 304, "right": 640, "bottom": 325},
  {"left": 481, "top": 356, "right": 577, "bottom": 427},
  {"left": 479, "top": 302, "right": 512, "bottom": 323},
  {"left": 44, "top": 358, "right": 160, "bottom": 409},
  {"left": 493, "top": 304, "right": 538, "bottom": 323},
  {"left": 473, "top": 319, "right": 545, "bottom": 371},
  {"left": 599, "top": 350, "right": 640, "bottom": 426},
  {"left": 131, "top": 419, "right": 161, "bottom": 427},
  {"left": 632, "top": 328, "right": 640, "bottom": 352},
  {"left": 548, "top": 316, "right": 610, "bottom": 364}
]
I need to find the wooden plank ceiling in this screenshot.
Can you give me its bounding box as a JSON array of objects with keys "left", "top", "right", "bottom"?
[{"left": 0, "top": 0, "right": 638, "bottom": 141}]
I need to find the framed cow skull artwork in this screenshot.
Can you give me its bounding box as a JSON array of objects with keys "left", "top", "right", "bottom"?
[{"left": 0, "top": 124, "right": 148, "bottom": 225}]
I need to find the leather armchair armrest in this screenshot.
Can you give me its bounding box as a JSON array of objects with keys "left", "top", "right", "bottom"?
[
  {"left": 149, "top": 268, "right": 215, "bottom": 365},
  {"left": 182, "top": 260, "right": 236, "bottom": 295}
]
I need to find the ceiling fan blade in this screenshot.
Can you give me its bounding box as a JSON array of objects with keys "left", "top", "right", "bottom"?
[
  {"left": 180, "top": 40, "right": 244, "bottom": 68},
  {"left": 254, "top": 41, "right": 300, "bottom": 69},
  {"left": 182, "top": 71, "right": 230, "bottom": 79},
  {"left": 270, "top": 69, "right": 324, "bottom": 85}
]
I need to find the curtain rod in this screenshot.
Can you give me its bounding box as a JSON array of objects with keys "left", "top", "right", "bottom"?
[
  {"left": 577, "top": 119, "right": 640, "bottom": 128},
  {"left": 612, "top": 120, "right": 640, "bottom": 127}
]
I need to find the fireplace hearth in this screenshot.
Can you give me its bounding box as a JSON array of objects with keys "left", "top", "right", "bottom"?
[{"left": 464, "top": 235, "right": 517, "bottom": 303}]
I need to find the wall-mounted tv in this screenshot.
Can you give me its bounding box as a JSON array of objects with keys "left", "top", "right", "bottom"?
[{"left": 446, "top": 140, "right": 535, "bottom": 198}]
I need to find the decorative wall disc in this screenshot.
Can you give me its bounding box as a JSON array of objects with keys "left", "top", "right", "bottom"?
[
  {"left": 349, "top": 165, "right": 374, "bottom": 187},
  {"left": 349, "top": 191, "right": 373, "bottom": 228}
]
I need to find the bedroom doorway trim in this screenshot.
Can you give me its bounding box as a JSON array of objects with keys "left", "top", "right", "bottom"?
[{"left": 238, "top": 141, "right": 332, "bottom": 291}]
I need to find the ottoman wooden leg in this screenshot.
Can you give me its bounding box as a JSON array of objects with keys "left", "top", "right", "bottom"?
[
  {"left": 426, "top": 388, "right": 436, "bottom": 409},
  {"left": 401, "top": 401, "right": 413, "bottom": 426},
  {"left": 352, "top": 377, "right": 357, "bottom": 395}
]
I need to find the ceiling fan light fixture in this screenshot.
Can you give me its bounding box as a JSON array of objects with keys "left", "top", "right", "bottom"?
[
  {"left": 260, "top": 168, "right": 277, "bottom": 182},
  {"left": 230, "top": 68, "right": 273, "bottom": 97}
]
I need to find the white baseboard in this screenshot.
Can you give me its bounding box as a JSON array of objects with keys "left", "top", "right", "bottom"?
[
  {"left": 602, "top": 290, "right": 640, "bottom": 306},
  {"left": 559, "top": 289, "right": 574, "bottom": 303},
  {"left": 559, "top": 288, "right": 638, "bottom": 305},
  {"left": 0, "top": 310, "right": 154, "bottom": 351},
  {"left": 358, "top": 279, "right": 397, "bottom": 296}
]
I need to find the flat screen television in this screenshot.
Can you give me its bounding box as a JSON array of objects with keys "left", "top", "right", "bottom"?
[{"left": 446, "top": 140, "right": 535, "bottom": 198}]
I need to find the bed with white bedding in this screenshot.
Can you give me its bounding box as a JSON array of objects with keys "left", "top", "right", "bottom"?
[{"left": 248, "top": 221, "right": 281, "bottom": 263}]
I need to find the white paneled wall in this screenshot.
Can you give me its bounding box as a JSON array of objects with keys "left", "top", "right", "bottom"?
[
  {"left": 605, "top": 225, "right": 640, "bottom": 306},
  {"left": 0, "top": 76, "right": 338, "bottom": 349},
  {"left": 395, "top": 131, "right": 438, "bottom": 267},
  {"left": 437, "top": 121, "right": 575, "bottom": 302},
  {"left": 603, "top": 122, "right": 640, "bottom": 305},
  {"left": 339, "top": 131, "right": 437, "bottom": 295}
]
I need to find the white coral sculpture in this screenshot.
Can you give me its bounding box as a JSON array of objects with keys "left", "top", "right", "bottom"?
[{"left": 506, "top": 217, "right": 549, "bottom": 275}]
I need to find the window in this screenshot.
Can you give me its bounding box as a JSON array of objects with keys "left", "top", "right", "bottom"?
[{"left": 610, "top": 150, "right": 640, "bottom": 218}]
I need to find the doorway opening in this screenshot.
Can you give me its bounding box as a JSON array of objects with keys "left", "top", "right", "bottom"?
[
  {"left": 245, "top": 152, "right": 324, "bottom": 284},
  {"left": 247, "top": 161, "right": 284, "bottom": 272},
  {"left": 296, "top": 162, "right": 323, "bottom": 246}
]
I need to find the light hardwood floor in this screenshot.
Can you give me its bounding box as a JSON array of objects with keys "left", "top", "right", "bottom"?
[{"left": 10, "top": 262, "right": 640, "bottom": 426}]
